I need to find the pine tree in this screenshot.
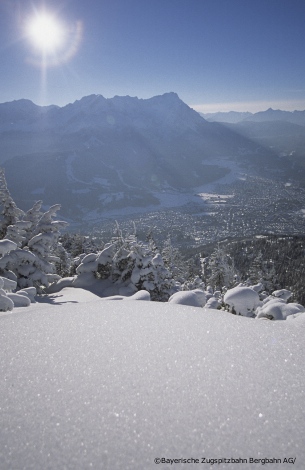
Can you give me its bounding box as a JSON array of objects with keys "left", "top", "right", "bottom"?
[
  {"left": 247, "top": 250, "right": 263, "bottom": 284},
  {"left": 0, "top": 168, "right": 24, "bottom": 239},
  {"left": 27, "top": 205, "right": 69, "bottom": 286},
  {"left": 205, "top": 244, "right": 237, "bottom": 291},
  {"left": 5, "top": 220, "right": 32, "bottom": 247},
  {"left": 94, "top": 225, "right": 178, "bottom": 301},
  {"left": 261, "top": 260, "right": 278, "bottom": 293},
  {"left": 162, "top": 234, "right": 185, "bottom": 283},
  {"left": 146, "top": 227, "right": 159, "bottom": 255},
  {"left": 0, "top": 170, "right": 69, "bottom": 291}
]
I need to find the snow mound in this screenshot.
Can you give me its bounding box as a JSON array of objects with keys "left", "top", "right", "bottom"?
[
  {"left": 46, "top": 277, "right": 74, "bottom": 293},
  {"left": 0, "top": 292, "right": 14, "bottom": 312},
  {"left": 100, "top": 290, "right": 151, "bottom": 301},
  {"left": 286, "top": 311, "right": 305, "bottom": 323},
  {"left": 223, "top": 286, "right": 260, "bottom": 316},
  {"left": 256, "top": 300, "right": 305, "bottom": 320},
  {"left": 0, "top": 295, "right": 304, "bottom": 469},
  {"left": 17, "top": 287, "right": 37, "bottom": 303},
  {"left": 168, "top": 289, "right": 206, "bottom": 307},
  {"left": 251, "top": 282, "right": 264, "bottom": 292},
  {"left": 125, "top": 290, "right": 151, "bottom": 301},
  {"left": 205, "top": 296, "right": 220, "bottom": 309},
  {"left": 272, "top": 289, "right": 292, "bottom": 301},
  {"left": 6, "top": 292, "right": 31, "bottom": 307}
]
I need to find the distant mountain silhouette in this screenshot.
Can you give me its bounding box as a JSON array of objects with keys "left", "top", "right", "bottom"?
[{"left": 201, "top": 108, "right": 305, "bottom": 126}]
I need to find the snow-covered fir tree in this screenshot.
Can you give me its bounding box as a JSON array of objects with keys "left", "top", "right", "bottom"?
[
  {"left": 246, "top": 250, "right": 264, "bottom": 284},
  {"left": 5, "top": 220, "right": 32, "bottom": 247},
  {"left": 247, "top": 251, "right": 279, "bottom": 293},
  {"left": 0, "top": 168, "right": 69, "bottom": 291},
  {"left": 75, "top": 225, "right": 179, "bottom": 301},
  {"left": 203, "top": 244, "right": 237, "bottom": 291},
  {"left": 23, "top": 200, "right": 43, "bottom": 226},
  {"left": 146, "top": 228, "right": 159, "bottom": 255},
  {"left": 124, "top": 236, "right": 177, "bottom": 301},
  {"left": 261, "top": 262, "right": 278, "bottom": 293},
  {"left": 0, "top": 168, "right": 24, "bottom": 239},
  {"left": 111, "top": 228, "right": 178, "bottom": 300},
  {"left": 162, "top": 234, "right": 185, "bottom": 283}
]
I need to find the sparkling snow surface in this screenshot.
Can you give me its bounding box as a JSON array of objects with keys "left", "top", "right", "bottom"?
[{"left": 1, "top": 289, "right": 305, "bottom": 469}]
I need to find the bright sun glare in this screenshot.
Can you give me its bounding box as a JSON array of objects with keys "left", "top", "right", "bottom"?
[
  {"left": 24, "top": 10, "right": 83, "bottom": 69},
  {"left": 27, "top": 13, "right": 65, "bottom": 53}
]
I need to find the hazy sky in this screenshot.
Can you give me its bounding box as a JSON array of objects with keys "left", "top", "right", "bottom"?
[{"left": 1, "top": 0, "right": 305, "bottom": 112}]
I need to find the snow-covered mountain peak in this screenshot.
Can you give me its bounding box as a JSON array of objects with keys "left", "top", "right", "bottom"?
[
  {"left": 0, "top": 92, "right": 207, "bottom": 133},
  {"left": 5, "top": 98, "right": 38, "bottom": 109},
  {"left": 149, "top": 91, "right": 180, "bottom": 102},
  {"left": 0, "top": 99, "right": 57, "bottom": 127}
]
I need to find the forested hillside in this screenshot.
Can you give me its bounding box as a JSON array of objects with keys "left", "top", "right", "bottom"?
[{"left": 196, "top": 235, "right": 305, "bottom": 305}]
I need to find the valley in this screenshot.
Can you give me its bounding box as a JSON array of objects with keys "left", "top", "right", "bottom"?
[{"left": 92, "top": 173, "right": 305, "bottom": 249}]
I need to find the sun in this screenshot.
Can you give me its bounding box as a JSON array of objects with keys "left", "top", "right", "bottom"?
[
  {"left": 26, "top": 12, "right": 65, "bottom": 53},
  {"left": 24, "top": 10, "right": 83, "bottom": 69}
]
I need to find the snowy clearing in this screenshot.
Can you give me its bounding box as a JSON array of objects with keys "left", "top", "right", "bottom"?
[{"left": 1, "top": 288, "right": 304, "bottom": 469}]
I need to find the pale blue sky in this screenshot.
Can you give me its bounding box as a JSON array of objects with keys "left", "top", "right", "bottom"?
[{"left": 1, "top": 0, "right": 305, "bottom": 112}]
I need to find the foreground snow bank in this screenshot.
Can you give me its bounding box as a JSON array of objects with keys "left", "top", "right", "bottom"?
[{"left": 1, "top": 293, "right": 304, "bottom": 470}]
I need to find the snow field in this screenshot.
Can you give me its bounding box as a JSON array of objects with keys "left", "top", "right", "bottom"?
[{"left": 1, "top": 295, "right": 305, "bottom": 469}]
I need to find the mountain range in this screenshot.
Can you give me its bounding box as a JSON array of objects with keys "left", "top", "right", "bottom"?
[
  {"left": 0, "top": 93, "right": 303, "bottom": 224},
  {"left": 201, "top": 108, "right": 305, "bottom": 164},
  {"left": 201, "top": 108, "right": 305, "bottom": 125}
]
